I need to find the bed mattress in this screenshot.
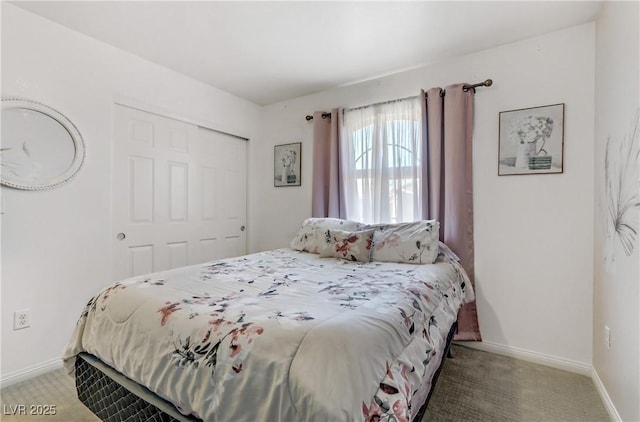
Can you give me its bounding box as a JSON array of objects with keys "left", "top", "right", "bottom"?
[{"left": 65, "top": 248, "right": 473, "bottom": 421}]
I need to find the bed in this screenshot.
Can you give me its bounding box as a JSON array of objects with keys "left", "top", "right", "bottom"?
[{"left": 64, "top": 219, "right": 474, "bottom": 422}]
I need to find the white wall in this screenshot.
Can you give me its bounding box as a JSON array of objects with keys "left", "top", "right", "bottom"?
[
  {"left": 0, "top": 4, "right": 262, "bottom": 382},
  {"left": 251, "top": 24, "right": 595, "bottom": 367},
  {"left": 593, "top": 2, "right": 640, "bottom": 421},
  {"left": 1, "top": 2, "right": 606, "bottom": 392}
]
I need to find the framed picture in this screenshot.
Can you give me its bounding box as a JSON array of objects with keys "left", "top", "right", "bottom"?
[
  {"left": 274, "top": 142, "right": 301, "bottom": 187},
  {"left": 498, "top": 103, "right": 564, "bottom": 175}
]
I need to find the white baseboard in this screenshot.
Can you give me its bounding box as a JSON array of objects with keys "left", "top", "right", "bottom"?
[
  {"left": 454, "top": 340, "right": 592, "bottom": 376},
  {"left": 591, "top": 367, "right": 622, "bottom": 422},
  {"left": 0, "top": 358, "right": 63, "bottom": 389}
]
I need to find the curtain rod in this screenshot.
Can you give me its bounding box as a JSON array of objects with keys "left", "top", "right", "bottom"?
[
  {"left": 304, "top": 95, "right": 416, "bottom": 120},
  {"left": 305, "top": 78, "right": 492, "bottom": 120},
  {"left": 463, "top": 79, "right": 493, "bottom": 92},
  {"left": 305, "top": 112, "right": 330, "bottom": 121},
  {"left": 433, "top": 78, "right": 494, "bottom": 98},
  {"left": 347, "top": 95, "right": 419, "bottom": 113}
]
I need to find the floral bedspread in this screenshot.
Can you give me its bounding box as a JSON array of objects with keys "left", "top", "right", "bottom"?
[{"left": 63, "top": 248, "right": 473, "bottom": 422}]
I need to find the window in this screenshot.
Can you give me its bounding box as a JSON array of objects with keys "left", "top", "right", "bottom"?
[{"left": 342, "top": 97, "right": 423, "bottom": 224}]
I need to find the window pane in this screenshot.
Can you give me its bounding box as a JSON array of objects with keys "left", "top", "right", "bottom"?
[{"left": 342, "top": 97, "right": 423, "bottom": 224}]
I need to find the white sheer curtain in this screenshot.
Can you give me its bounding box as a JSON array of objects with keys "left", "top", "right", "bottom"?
[{"left": 342, "top": 97, "right": 423, "bottom": 224}]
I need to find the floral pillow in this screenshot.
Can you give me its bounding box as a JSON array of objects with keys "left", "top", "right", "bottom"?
[
  {"left": 369, "top": 220, "right": 440, "bottom": 264},
  {"left": 319, "top": 229, "right": 375, "bottom": 262},
  {"left": 437, "top": 241, "right": 460, "bottom": 263},
  {"left": 290, "top": 218, "right": 367, "bottom": 253}
]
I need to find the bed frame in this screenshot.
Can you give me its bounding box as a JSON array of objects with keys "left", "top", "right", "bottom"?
[
  {"left": 75, "top": 353, "right": 198, "bottom": 422},
  {"left": 413, "top": 321, "right": 457, "bottom": 421},
  {"left": 75, "top": 322, "right": 458, "bottom": 422}
]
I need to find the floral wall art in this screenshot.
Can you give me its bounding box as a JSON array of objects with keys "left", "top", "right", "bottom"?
[
  {"left": 274, "top": 142, "right": 301, "bottom": 187},
  {"left": 498, "top": 103, "right": 565, "bottom": 175},
  {"left": 604, "top": 109, "right": 640, "bottom": 271}
]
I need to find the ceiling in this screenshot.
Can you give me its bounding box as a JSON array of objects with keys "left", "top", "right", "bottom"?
[{"left": 11, "top": 1, "right": 602, "bottom": 106}]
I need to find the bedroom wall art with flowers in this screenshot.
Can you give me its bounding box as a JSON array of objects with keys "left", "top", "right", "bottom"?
[
  {"left": 274, "top": 142, "right": 301, "bottom": 187},
  {"left": 498, "top": 103, "right": 565, "bottom": 175}
]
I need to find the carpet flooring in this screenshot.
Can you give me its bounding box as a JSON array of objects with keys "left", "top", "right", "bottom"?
[
  {"left": 0, "top": 344, "right": 610, "bottom": 421},
  {"left": 425, "top": 345, "right": 610, "bottom": 422}
]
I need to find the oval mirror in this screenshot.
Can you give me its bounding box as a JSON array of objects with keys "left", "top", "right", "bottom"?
[{"left": 1, "top": 98, "right": 85, "bottom": 190}]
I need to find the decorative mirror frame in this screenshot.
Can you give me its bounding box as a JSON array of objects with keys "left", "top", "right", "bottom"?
[{"left": 1, "top": 97, "right": 85, "bottom": 190}]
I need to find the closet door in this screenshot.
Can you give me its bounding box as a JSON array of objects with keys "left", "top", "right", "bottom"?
[
  {"left": 196, "top": 126, "right": 247, "bottom": 261},
  {"left": 112, "top": 105, "right": 247, "bottom": 281}
]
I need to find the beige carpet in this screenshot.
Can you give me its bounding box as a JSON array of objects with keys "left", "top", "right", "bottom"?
[
  {"left": 0, "top": 345, "right": 610, "bottom": 421},
  {"left": 426, "top": 344, "right": 610, "bottom": 422},
  {"left": 0, "top": 368, "right": 98, "bottom": 422}
]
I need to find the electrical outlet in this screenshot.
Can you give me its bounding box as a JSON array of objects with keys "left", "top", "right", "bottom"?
[
  {"left": 13, "top": 309, "right": 31, "bottom": 330},
  {"left": 604, "top": 325, "right": 610, "bottom": 349}
]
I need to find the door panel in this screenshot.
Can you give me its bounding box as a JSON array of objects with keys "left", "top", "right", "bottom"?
[
  {"left": 129, "top": 157, "right": 154, "bottom": 223},
  {"left": 200, "top": 238, "right": 218, "bottom": 262},
  {"left": 113, "top": 105, "right": 247, "bottom": 281},
  {"left": 201, "top": 167, "right": 217, "bottom": 220},
  {"left": 167, "top": 241, "right": 188, "bottom": 269},
  {"left": 168, "top": 161, "right": 188, "bottom": 222},
  {"left": 129, "top": 245, "right": 154, "bottom": 277}
]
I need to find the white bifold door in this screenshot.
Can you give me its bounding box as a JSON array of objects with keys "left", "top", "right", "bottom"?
[{"left": 112, "top": 104, "right": 247, "bottom": 281}]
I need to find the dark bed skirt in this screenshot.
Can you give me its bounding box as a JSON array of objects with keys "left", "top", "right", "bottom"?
[
  {"left": 75, "top": 354, "right": 200, "bottom": 422},
  {"left": 75, "top": 321, "right": 458, "bottom": 422}
]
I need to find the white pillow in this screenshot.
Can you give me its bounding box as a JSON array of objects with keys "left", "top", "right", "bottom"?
[
  {"left": 290, "top": 218, "right": 367, "bottom": 253},
  {"left": 369, "top": 220, "right": 440, "bottom": 264},
  {"left": 319, "top": 229, "right": 375, "bottom": 262}
]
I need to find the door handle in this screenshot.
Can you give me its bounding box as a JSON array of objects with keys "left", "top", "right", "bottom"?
[
  {"left": 240, "top": 225, "right": 246, "bottom": 231},
  {"left": 116, "top": 233, "right": 126, "bottom": 240}
]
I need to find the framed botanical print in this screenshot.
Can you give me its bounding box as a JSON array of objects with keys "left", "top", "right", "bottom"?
[
  {"left": 274, "top": 142, "right": 301, "bottom": 187},
  {"left": 498, "top": 103, "right": 565, "bottom": 175}
]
